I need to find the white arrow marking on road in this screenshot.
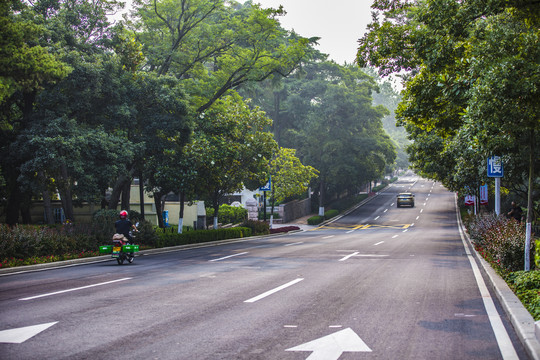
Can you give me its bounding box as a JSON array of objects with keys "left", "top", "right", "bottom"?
[
  {"left": 0, "top": 322, "right": 58, "bottom": 343},
  {"left": 286, "top": 328, "right": 372, "bottom": 360}
]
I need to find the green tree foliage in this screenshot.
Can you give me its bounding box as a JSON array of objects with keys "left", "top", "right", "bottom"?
[
  {"left": 269, "top": 147, "right": 318, "bottom": 205},
  {"left": 190, "top": 94, "right": 277, "bottom": 228},
  {"left": 130, "top": 0, "right": 313, "bottom": 113},
  {"left": 358, "top": 0, "right": 539, "bottom": 219}
]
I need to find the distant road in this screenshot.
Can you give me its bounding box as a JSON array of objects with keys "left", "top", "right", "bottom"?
[{"left": 0, "top": 177, "right": 529, "bottom": 359}]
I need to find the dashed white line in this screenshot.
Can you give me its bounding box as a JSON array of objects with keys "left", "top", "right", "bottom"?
[
  {"left": 374, "top": 241, "right": 385, "bottom": 246},
  {"left": 20, "top": 278, "right": 132, "bottom": 301},
  {"left": 244, "top": 278, "right": 304, "bottom": 303},
  {"left": 339, "top": 252, "right": 359, "bottom": 261},
  {"left": 209, "top": 252, "right": 248, "bottom": 262},
  {"left": 392, "top": 235, "right": 399, "bottom": 239},
  {"left": 374, "top": 216, "right": 380, "bottom": 220},
  {"left": 323, "top": 235, "right": 335, "bottom": 239},
  {"left": 284, "top": 242, "right": 304, "bottom": 247}
]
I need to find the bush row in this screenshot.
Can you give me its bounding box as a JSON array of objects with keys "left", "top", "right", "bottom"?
[
  {"left": 206, "top": 204, "right": 247, "bottom": 226},
  {"left": 155, "top": 227, "right": 252, "bottom": 248},
  {"left": 307, "top": 209, "right": 341, "bottom": 225},
  {"left": 465, "top": 214, "right": 534, "bottom": 271}
]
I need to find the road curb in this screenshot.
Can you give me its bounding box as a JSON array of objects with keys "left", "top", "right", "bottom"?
[{"left": 459, "top": 214, "right": 540, "bottom": 359}]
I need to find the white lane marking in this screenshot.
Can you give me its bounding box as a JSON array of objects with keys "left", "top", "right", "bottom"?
[
  {"left": 411, "top": 223, "right": 415, "bottom": 227},
  {"left": 416, "top": 216, "right": 420, "bottom": 220},
  {"left": 0, "top": 322, "right": 58, "bottom": 343},
  {"left": 392, "top": 235, "right": 399, "bottom": 239},
  {"left": 19, "top": 278, "right": 132, "bottom": 301},
  {"left": 374, "top": 216, "right": 380, "bottom": 220},
  {"left": 346, "top": 230, "right": 355, "bottom": 234},
  {"left": 244, "top": 278, "right": 304, "bottom": 303},
  {"left": 374, "top": 241, "right": 384, "bottom": 246},
  {"left": 209, "top": 252, "right": 248, "bottom": 262},
  {"left": 339, "top": 252, "right": 359, "bottom": 261},
  {"left": 384, "top": 209, "right": 388, "bottom": 213},
  {"left": 403, "top": 229, "right": 408, "bottom": 233},
  {"left": 323, "top": 235, "right": 335, "bottom": 239},
  {"left": 286, "top": 328, "right": 372, "bottom": 358},
  {"left": 284, "top": 242, "right": 304, "bottom": 247},
  {"left": 284, "top": 325, "right": 298, "bottom": 328},
  {"left": 420, "top": 209, "right": 424, "bottom": 213},
  {"left": 456, "top": 197, "right": 518, "bottom": 359},
  {"left": 329, "top": 325, "right": 343, "bottom": 328}
]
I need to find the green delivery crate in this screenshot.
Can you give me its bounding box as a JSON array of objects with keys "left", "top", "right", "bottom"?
[
  {"left": 122, "top": 244, "right": 139, "bottom": 252},
  {"left": 99, "top": 245, "right": 113, "bottom": 254}
]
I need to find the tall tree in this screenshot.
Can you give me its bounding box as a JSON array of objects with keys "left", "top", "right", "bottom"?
[
  {"left": 358, "top": 0, "right": 539, "bottom": 268},
  {"left": 191, "top": 94, "right": 277, "bottom": 229}
]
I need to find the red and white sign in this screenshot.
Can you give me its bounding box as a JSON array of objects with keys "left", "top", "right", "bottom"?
[
  {"left": 480, "top": 184, "right": 488, "bottom": 205},
  {"left": 464, "top": 195, "right": 475, "bottom": 206}
]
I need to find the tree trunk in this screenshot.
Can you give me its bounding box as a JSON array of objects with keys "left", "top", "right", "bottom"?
[
  {"left": 154, "top": 191, "right": 164, "bottom": 228},
  {"left": 318, "top": 177, "right": 325, "bottom": 216},
  {"left": 178, "top": 191, "right": 185, "bottom": 234},
  {"left": 121, "top": 180, "right": 131, "bottom": 210},
  {"left": 139, "top": 171, "right": 145, "bottom": 220},
  {"left": 108, "top": 168, "right": 136, "bottom": 209},
  {"left": 42, "top": 186, "right": 55, "bottom": 225},
  {"left": 5, "top": 181, "right": 21, "bottom": 226},
  {"left": 60, "top": 164, "right": 75, "bottom": 222},
  {"left": 524, "top": 128, "right": 535, "bottom": 271},
  {"left": 213, "top": 192, "right": 219, "bottom": 230}
]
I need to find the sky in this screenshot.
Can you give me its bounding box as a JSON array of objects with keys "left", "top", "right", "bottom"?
[{"left": 254, "top": 0, "right": 374, "bottom": 64}]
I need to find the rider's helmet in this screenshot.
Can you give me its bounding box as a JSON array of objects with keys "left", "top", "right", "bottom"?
[{"left": 119, "top": 210, "right": 128, "bottom": 219}]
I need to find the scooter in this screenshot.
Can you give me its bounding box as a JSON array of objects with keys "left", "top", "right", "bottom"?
[{"left": 99, "top": 232, "right": 139, "bottom": 265}]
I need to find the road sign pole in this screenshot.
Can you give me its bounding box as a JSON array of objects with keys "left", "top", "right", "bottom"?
[{"left": 495, "top": 177, "right": 500, "bottom": 216}]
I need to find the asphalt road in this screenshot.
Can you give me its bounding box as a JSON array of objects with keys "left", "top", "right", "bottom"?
[{"left": 0, "top": 177, "right": 530, "bottom": 359}]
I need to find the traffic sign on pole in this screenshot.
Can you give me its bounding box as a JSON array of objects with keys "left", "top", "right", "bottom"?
[{"left": 487, "top": 156, "right": 503, "bottom": 177}]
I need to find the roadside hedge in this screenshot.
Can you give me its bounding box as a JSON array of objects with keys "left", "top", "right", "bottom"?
[{"left": 155, "top": 227, "right": 252, "bottom": 248}]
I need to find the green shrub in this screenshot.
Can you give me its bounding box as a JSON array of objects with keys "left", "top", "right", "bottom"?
[
  {"left": 308, "top": 215, "right": 324, "bottom": 225},
  {"left": 324, "top": 209, "right": 339, "bottom": 219},
  {"left": 240, "top": 220, "right": 269, "bottom": 235},
  {"left": 506, "top": 270, "right": 540, "bottom": 320},
  {"left": 155, "top": 227, "right": 252, "bottom": 248},
  {"left": 206, "top": 204, "right": 248, "bottom": 226},
  {"left": 465, "top": 214, "right": 532, "bottom": 271}
]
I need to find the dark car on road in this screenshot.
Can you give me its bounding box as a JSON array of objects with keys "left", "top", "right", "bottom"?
[{"left": 397, "top": 193, "right": 415, "bottom": 207}]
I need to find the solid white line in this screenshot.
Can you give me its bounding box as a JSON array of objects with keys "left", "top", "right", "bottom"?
[
  {"left": 339, "top": 252, "right": 359, "bottom": 261},
  {"left": 209, "top": 252, "right": 248, "bottom": 262},
  {"left": 244, "top": 278, "right": 304, "bottom": 303},
  {"left": 456, "top": 198, "right": 518, "bottom": 359},
  {"left": 374, "top": 241, "right": 384, "bottom": 246},
  {"left": 19, "top": 278, "right": 132, "bottom": 301}
]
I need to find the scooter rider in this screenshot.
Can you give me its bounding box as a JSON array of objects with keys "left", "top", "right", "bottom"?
[{"left": 115, "top": 210, "right": 138, "bottom": 243}]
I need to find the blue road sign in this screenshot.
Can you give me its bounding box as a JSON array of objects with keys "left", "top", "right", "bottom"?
[
  {"left": 259, "top": 177, "right": 271, "bottom": 191},
  {"left": 487, "top": 156, "right": 503, "bottom": 177}
]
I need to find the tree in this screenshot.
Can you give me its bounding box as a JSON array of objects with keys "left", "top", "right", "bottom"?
[
  {"left": 131, "top": 0, "right": 313, "bottom": 112},
  {"left": 191, "top": 94, "right": 277, "bottom": 229},
  {"left": 358, "top": 0, "right": 540, "bottom": 269},
  {"left": 268, "top": 147, "right": 318, "bottom": 216},
  {"left": 294, "top": 63, "right": 396, "bottom": 214}
]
